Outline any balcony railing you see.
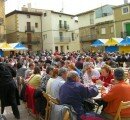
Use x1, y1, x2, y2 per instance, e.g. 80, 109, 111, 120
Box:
0, 18, 4, 25
0, 34, 6, 41
21, 40, 40, 45
59, 24, 69, 31
25, 26, 35, 33
80, 34, 97, 42
121, 31, 130, 38
54, 37, 71, 43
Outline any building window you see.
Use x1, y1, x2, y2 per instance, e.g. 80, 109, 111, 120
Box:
0, 18, 4, 25
59, 20, 62, 28
90, 14, 94, 25
101, 27, 106, 34
67, 46, 69, 50
44, 13, 47, 17
102, 13, 108, 17
122, 6, 129, 14
43, 34, 47, 40
64, 21, 67, 28
110, 26, 114, 33
35, 23, 38, 28
27, 14, 30, 18
72, 33, 74, 41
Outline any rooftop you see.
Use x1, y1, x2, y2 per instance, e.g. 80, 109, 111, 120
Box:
6, 10, 42, 17
76, 4, 114, 16
113, 3, 130, 9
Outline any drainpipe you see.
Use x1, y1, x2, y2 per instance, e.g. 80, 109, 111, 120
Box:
40, 15, 43, 50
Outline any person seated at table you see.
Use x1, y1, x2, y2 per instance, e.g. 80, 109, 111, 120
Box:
106, 57, 118, 68
96, 65, 114, 87
96, 57, 105, 68
68, 63, 83, 78
28, 66, 42, 89
46, 68, 58, 95
59, 71, 98, 120
83, 63, 100, 85
101, 68, 130, 120
127, 68, 130, 84
50, 67, 68, 99
83, 56, 94, 69
24, 62, 35, 79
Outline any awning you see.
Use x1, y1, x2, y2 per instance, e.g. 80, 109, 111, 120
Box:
91, 40, 104, 47
0, 42, 15, 51
105, 38, 122, 46
91, 39, 108, 47
119, 37, 130, 46
10, 42, 28, 50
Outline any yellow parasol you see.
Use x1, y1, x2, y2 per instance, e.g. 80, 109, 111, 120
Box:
105, 38, 118, 46
0, 42, 15, 51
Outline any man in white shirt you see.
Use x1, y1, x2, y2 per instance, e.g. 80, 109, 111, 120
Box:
50, 67, 68, 99
83, 63, 100, 85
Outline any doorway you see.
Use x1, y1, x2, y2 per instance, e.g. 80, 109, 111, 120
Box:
60, 46, 64, 52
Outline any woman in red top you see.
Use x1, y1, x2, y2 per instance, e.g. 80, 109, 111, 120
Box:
96, 65, 113, 87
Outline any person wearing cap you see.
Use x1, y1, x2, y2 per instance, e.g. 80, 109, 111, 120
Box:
101, 68, 130, 120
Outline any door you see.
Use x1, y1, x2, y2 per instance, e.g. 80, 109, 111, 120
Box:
60, 46, 64, 52
126, 23, 130, 36
27, 22, 31, 31
28, 45, 32, 50
27, 33, 32, 43
55, 46, 58, 51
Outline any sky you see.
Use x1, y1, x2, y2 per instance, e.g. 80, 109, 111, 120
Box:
5, 0, 129, 15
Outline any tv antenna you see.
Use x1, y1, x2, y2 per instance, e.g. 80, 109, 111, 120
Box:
60, 0, 64, 13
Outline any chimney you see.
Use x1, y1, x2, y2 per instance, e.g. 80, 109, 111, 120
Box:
124, 0, 128, 4
27, 3, 31, 12
22, 5, 27, 11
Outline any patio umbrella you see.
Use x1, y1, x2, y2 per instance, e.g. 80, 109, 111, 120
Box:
10, 42, 28, 50
105, 38, 118, 46
91, 40, 104, 47
0, 42, 15, 51
119, 37, 130, 46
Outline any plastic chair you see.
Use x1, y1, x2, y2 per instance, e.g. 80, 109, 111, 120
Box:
114, 101, 130, 120
63, 110, 70, 120
42, 92, 59, 120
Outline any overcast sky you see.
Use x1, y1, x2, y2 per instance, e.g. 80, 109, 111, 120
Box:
5, 0, 129, 14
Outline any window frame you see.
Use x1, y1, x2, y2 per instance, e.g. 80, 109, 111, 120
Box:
35, 23, 38, 28
101, 27, 106, 35
67, 45, 69, 50
44, 13, 47, 17
122, 6, 129, 14
110, 26, 114, 33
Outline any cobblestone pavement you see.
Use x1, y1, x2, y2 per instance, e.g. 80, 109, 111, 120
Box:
1, 104, 35, 120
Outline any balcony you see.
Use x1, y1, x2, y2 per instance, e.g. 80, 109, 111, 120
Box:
0, 18, 4, 25
0, 34, 6, 41
121, 31, 130, 38
80, 34, 97, 42
59, 24, 69, 31
54, 37, 71, 44
25, 26, 35, 33
21, 40, 40, 45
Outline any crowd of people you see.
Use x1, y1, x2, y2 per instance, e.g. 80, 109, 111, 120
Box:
0, 50, 130, 120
